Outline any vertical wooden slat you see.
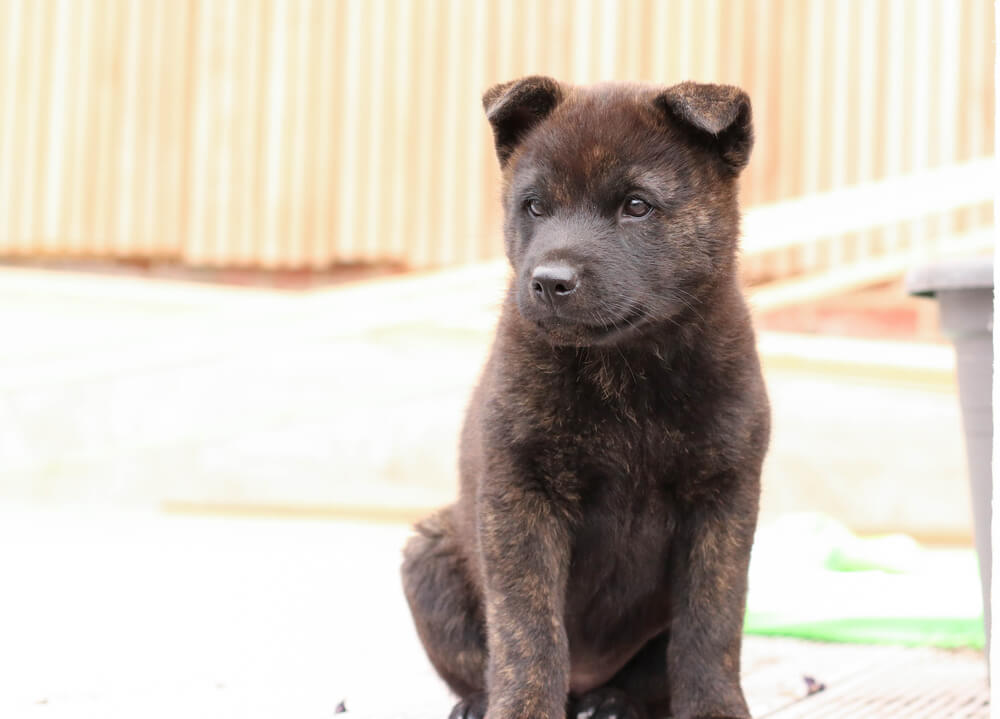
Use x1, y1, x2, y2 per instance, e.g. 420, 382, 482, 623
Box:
387, 0, 413, 260
935, 0, 960, 241
116, 0, 137, 253
968, 0, 993, 229
139, 0, 163, 256
677, 0, 693, 81
0, 0, 25, 250
425, 0, 451, 266
344, 0, 372, 264
62, 0, 91, 252
855, 0, 880, 264
776, 0, 806, 200
41, 0, 71, 250
17, 0, 44, 252
212, 0, 239, 266
597, 0, 618, 81
262, 0, 290, 267
436, 0, 461, 265
79, 1, 104, 251
721, 0, 744, 86
908, 0, 932, 256
283, 0, 307, 268
619, 0, 642, 82
650, 0, 668, 82
297, 1, 323, 267
29, 0, 58, 251
478, 0, 504, 261
570, 0, 592, 83
186, 0, 211, 265
881, 0, 906, 253
826, 0, 850, 270
361, 0, 387, 262
89, 1, 114, 253
801, 0, 825, 197
318, 0, 349, 266
409, 0, 439, 266
170, 0, 197, 261
126, 0, 143, 253
465, 0, 489, 262
828, 0, 850, 191
695, 0, 717, 81
749, 0, 774, 207
226, 0, 252, 265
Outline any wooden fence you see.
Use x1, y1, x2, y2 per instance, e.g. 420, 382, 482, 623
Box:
0, 0, 994, 271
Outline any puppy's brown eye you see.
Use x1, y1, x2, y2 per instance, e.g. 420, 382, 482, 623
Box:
527, 199, 546, 217
622, 197, 652, 218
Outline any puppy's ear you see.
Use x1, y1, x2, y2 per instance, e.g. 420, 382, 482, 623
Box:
483, 76, 564, 167
655, 82, 753, 173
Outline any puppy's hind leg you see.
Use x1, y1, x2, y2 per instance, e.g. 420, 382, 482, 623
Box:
401, 508, 488, 718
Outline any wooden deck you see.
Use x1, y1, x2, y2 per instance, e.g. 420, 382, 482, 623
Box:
741, 637, 988, 718
353, 637, 989, 718
365, 637, 990, 718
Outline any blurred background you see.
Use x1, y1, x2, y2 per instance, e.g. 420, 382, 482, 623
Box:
1, 0, 993, 536
0, 1, 995, 716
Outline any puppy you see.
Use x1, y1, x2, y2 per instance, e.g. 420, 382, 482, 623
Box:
402, 77, 770, 719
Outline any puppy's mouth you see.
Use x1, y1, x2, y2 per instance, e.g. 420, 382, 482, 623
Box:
535, 305, 650, 346
581, 306, 649, 342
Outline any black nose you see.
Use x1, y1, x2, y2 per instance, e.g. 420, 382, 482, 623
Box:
531, 264, 579, 306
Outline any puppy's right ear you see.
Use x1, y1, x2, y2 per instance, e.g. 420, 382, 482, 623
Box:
483, 76, 564, 167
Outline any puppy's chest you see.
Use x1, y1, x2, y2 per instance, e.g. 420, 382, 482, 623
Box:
540, 388, 712, 488
564, 477, 676, 646
571, 477, 674, 577
526, 359, 717, 472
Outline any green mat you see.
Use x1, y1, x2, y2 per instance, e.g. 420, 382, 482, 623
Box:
745, 615, 985, 649
743, 514, 985, 649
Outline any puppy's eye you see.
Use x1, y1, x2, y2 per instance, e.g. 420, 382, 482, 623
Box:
525, 199, 547, 217
622, 197, 652, 218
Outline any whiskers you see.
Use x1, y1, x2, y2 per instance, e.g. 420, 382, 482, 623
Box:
663, 286, 707, 325
603, 286, 707, 330
585, 306, 640, 386
585, 301, 640, 333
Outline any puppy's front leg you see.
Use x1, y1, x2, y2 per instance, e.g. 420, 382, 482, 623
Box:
667, 478, 759, 719
478, 481, 571, 719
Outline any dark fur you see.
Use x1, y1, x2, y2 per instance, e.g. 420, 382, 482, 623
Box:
402, 77, 770, 719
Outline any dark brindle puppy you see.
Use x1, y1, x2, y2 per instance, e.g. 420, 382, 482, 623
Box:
401, 77, 770, 719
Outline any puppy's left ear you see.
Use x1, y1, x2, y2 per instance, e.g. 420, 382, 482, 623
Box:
655, 82, 753, 173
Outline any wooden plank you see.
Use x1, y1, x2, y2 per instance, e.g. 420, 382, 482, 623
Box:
740, 637, 907, 717
756, 332, 956, 392
741, 158, 995, 256
747, 228, 994, 312
764, 646, 988, 718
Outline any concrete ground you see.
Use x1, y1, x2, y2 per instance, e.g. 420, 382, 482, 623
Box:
0, 261, 972, 540
0, 507, 447, 719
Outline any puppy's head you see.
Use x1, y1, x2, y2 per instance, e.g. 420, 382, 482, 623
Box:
484, 77, 753, 347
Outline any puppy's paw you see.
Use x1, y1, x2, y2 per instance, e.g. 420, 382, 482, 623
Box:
448, 692, 487, 719
571, 688, 647, 719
